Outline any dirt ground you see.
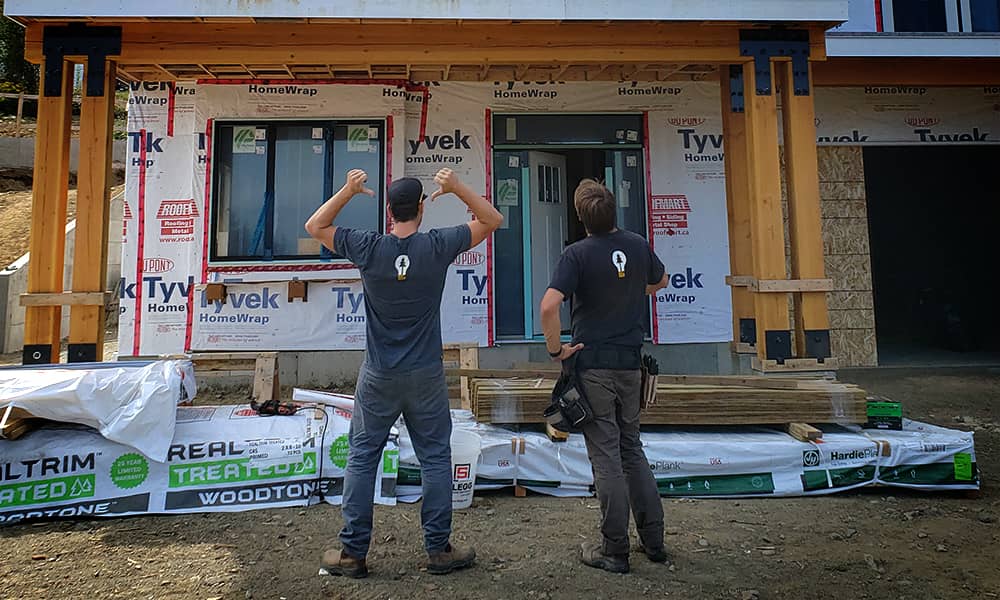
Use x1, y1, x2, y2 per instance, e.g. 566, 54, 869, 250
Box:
0, 368, 996, 600
0, 168, 125, 267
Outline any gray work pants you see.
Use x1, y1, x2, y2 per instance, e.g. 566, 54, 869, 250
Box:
579, 368, 665, 557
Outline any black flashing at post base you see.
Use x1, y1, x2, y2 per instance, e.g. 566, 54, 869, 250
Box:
41, 24, 122, 97
764, 330, 792, 363
739, 318, 757, 345
67, 343, 98, 363
804, 330, 832, 361
22, 344, 52, 365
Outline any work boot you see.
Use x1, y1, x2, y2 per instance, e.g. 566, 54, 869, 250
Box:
427, 543, 476, 575
636, 542, 670, 564
318, 549, 368, 579
579, 542, 629, 574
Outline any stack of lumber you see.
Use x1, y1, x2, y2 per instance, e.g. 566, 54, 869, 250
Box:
468, 372, 867, 426
0, 406, 45, 441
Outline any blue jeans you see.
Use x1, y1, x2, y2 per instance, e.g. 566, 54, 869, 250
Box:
339, 361, 453, 557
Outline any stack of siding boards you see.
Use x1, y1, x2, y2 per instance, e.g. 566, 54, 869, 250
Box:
469, 372, 867, 426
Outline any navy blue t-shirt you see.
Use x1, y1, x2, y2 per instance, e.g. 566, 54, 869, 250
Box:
334, 224, 472, 372
548, 229, 665, 349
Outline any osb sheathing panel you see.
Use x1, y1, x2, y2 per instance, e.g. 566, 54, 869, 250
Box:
779, 146, 877, 367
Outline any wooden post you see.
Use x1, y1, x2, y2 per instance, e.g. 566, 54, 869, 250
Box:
15, 91, 24, 136
68, 60, 117, 362
23, 63, 74, 364
720, 67, 756, 354
779, 61, 832, 361
741, 60, 791, 365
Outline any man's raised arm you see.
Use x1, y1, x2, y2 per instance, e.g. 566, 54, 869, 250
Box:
430, 168, 503, 247
305, 169, 375, 251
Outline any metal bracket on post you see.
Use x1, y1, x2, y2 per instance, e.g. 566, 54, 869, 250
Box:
22, 344, 53, 365
738, 29, 811, 96
42, 24, 122, 97
729, 65, 745, 113
68, 343, 99, 363
804, 330, 832, 361
739, 318, 757, 345
764, 330, 792, 364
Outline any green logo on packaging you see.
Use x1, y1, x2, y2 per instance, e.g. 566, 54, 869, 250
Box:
110, 453, 149, 489
330, 435, 350, 469
0, 475, 95, 508
382, 448, 399, 475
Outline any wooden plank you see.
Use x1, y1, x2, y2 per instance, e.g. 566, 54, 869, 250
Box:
813, 58, 1000, 87
20, 292, 110, 306
755, 279, 834, 293
458, 345, 479, 411
742, 60, 790, 364
752, 357, 839, 372
725, 275, 755, 288
786, 422, 823, 442
779, 61, 831, 358
23, 63, 74, 363
720, 69, 756, 352
24, 22, 828, 66
252, 352, 279, 405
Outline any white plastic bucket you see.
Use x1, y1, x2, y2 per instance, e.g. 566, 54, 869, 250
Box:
450, 430, 482, 510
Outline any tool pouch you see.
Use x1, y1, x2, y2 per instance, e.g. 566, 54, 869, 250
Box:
543, 355, 594, 433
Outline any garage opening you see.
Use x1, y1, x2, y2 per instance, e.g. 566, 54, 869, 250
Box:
863, 146, 1000, 365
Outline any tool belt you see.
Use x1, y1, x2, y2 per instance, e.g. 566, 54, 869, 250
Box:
543, 355, 594, 433
575, 345, 642, 371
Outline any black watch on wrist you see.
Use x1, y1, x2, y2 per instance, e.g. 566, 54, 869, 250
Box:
548, 348, 562, 357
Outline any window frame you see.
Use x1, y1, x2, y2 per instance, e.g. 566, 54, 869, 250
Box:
209, 117, 386, 265
880, 0, 1000, 32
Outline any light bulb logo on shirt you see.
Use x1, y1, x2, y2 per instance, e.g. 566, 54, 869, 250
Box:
612, 250, 627, 279
395, 254, 410, 281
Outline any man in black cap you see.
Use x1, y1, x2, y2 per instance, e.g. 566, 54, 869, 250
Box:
305, 167, 503, 578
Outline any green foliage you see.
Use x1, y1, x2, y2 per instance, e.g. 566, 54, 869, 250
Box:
0, 2, 39, 94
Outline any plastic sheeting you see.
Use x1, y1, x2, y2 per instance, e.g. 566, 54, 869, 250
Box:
0, 361, 196, 462
396, 412, 979, 500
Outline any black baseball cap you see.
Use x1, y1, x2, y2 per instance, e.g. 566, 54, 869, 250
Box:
388, 177, 426, 214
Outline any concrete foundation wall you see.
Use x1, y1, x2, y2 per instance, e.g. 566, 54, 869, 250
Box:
0, 137, 127, 171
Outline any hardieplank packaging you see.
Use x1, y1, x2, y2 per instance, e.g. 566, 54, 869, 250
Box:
396, 412, 978, 501
0, 404, 396, 526
866, 399, 903, 430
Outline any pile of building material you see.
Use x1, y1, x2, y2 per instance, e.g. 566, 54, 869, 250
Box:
469, 373, 866, 429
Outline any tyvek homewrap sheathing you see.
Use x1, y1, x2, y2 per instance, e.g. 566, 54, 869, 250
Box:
118, 82, 1000, 356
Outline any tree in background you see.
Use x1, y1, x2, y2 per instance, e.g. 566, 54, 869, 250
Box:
0, 0, 39, 94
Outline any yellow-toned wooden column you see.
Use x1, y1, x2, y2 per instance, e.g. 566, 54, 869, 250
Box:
779, 60, 832, 361
720, 67, 756, 354
68, 60, 117, 362
742, 60, 791, 365
23, 63, 74, 364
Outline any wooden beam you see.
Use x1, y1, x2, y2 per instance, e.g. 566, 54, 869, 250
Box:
725, 276, 834, 293
786, 422, 822, 442
779, 61, 831, 358
24, 22, 826, 66
742, 60, 791, 365
720, 68, 756, 352
24, 63, 74, 363
21, 292, 110, 307
68, 61, 117, 362
813, 58, 1000, 87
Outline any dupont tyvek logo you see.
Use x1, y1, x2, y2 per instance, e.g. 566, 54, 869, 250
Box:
199, 287, 280, 325
802, 449, 821, 467
453, 251, 484, 267
677, 129, 723, 163
332, 287, 365, 323
493, 81, 560, 99
247, 84, 318, 96
619, 82, 682, 96
904, 116, 941, 128
156, 199, 199, 243
864, 86, 928, 95
143, 257, 175, 274
655, 268, 703, 305
127, 82, 170, 106
457, 269, 487, 306
382, 87, 432, 102
817, 130, 869, 143
128, 131, 164, 167
119, 275, 194, 315
913, 127, 990, 143
667, 117, 706, 127
407, 129, 470, 165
